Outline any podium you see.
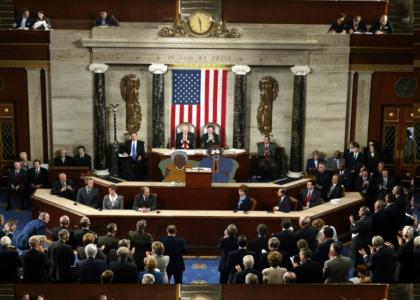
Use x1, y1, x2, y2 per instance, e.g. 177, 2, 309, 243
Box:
185, 168, 212, 188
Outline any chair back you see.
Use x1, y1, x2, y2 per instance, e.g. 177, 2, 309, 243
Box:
176, 122, 195, 134
250, 198, 258, 211
289, 196, 298, 211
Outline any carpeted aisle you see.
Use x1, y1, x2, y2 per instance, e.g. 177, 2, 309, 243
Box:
183, 257, 220, 284
0, 191, 32, 239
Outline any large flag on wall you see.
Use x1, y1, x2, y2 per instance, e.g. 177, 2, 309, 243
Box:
171, 69, 228, 146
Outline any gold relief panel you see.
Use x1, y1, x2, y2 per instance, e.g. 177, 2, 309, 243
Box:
383, 107, 400, 122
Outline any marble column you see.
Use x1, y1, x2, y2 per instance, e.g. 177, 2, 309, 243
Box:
149, 64, 168, 148
288, 65, 310, 178
89, 63, 109, 175
354, 71, 374, 145
231, 65, 251, 149
26, 68, 43, 161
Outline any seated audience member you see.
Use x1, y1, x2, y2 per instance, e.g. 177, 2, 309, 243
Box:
75, 243, 107, 283
273, 188, 292, 213
73, 145, 92, 169
139, 256, 164, 284
95, 11, 120, 27
305, 150, 324, 174
6, 161, 28, 210
328, 13, 346, 33
53, 148, 74, 166
294, 247, 323, 283
102, 185, 123, 209
0, 236, 22, 283
176, 123, 195, 149
315, 162, 332, 200
248, 224, 269, 260
370, 15, 393, 34
372, 161, 385, 183
100, 270, 114, 284
120, 132, 146, 180
375, 169, 395, 200
19, 152, 32, 171
326, 174, 344, 201
346, 15, 367, 33
298, 180, 322, 210
350, 206, 372, 265
22, 236, 52, 283
73, 217, 96, 248
148, 241, 170, 283
337, 163, 352, 191
326, 150, 345, 171
232, 255, 262, 284
235, 184, 252, 212
359, 235, 395, 283
133, 186, 157, 212
141, 273, 155, 285
226, 235, 258, 283
33, 11, 51, 30
262, 251, 287, 284
218, 224, 238, 284
245, 273, 259, 284
201, 124, 220, 148
257, 136, 277, 179
160, 225, 187, 284
313, 226, 335, 265
296, 216, 318, 251
273, 218, 298, 257
14, 8, 34, 29
51, 215, 74, 245
51, 172, 75, 200
98, 223, 119, 255
28, 159, 48, 190
128, 219, 153, 271
76, 178, 101, 208
323, 242, 352, 283
15, 212, 49, 250
163, 150, 192, 183
49, 229, 75, 283
109, 247, 139, 283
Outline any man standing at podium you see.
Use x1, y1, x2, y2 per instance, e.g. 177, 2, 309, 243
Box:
175, 124, 195, 149
121, 132, 146, 180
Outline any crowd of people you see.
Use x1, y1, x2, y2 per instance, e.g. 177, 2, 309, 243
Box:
328, 13, 393, 34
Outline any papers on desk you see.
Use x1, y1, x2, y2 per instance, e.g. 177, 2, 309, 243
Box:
118, 153, 129, 158
152, 148, 246, 156
330, 198, 341, 204
186, 167, 212, 173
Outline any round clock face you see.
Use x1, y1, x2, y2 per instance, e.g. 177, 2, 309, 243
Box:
188, 11, 213, 35
394, 77, 417, 99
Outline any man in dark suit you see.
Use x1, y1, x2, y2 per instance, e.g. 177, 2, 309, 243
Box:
232, 254, 262, 284
355, 168, 374, 207
248, 224, 268, 260
273, 188, 292, 212
306, 150, 324, 174
15, 212, 49, 251
360, 236, 395, 283
53, 148, 74, 166
109, 247, 138, 283
328, 13, 346, 33
296, 216, 318, 251
50, 172, 75, 200
375, 169, 396, 200
298, 180, 322, 210
97, 223, 119, 256
346, 15, 367, 33
0, 236, 22, 283
323, 242, 352, 283
326, 174, 344, 201
6, 161, 28, 210
76, 178, 100, 208
75, 243, 107, 283
48, 229, 75, 283
314, 226, 335, 265
51, 215, 75, 248
337, 164, 352, 191
371, 200, 392, 243
95, 11, 120, 26
370, 14, 393, 34
128, 219, 153, 271
73, 217, 96, 248
201, 124, 220, 148
14, 8, 35, 29
218, 224, 238, 283
326, 150, 345, 171
273, 218, 298, 257
256, 136, 277, 179
346, 143, 364, 180
385, 193, 401, 245
350, 206, 372, 266
120, 132, 146, 180
294, 248, 323, 283
28, 159, 48, 191
22, 236, 52, 283
226, 235, 258, 283
175, 124, 195, 149
73, 145, 92, 169
259, 237, 291, 271
132, 186, 157, 212
395, 226, 415, 283
160, 225, 187, 284
315, 162, 333, 200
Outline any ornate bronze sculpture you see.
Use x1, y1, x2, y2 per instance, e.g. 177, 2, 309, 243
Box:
257, 76, 279, 136
120, 74, 142, 134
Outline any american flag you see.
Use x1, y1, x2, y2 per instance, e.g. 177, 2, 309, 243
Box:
171, 69, 228, 146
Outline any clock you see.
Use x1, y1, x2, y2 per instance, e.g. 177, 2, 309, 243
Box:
188, 11, 214, 35
394, 77, 417, 99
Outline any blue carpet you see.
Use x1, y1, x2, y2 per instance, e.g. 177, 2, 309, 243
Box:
183, 257, 220, 284
0, 191, 32, 239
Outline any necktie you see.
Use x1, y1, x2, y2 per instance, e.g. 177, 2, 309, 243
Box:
305, 190, 312, 206
183, 134, 188, 149
336, 159, 340, 169
62, 157, 65, 163
315, 161, 318, 168
131, 142, 136, 160
264, 144, 270, 160
36, 169, 39, 176
87, 188, 90, 195
384, 178, 387, 187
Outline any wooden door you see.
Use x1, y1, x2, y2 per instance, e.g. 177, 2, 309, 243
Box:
0, 103, 16, 172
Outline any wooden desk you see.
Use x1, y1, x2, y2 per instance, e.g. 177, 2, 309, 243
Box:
48, 166, 90, 188
32, 189, 363, 255
90, 177, 309, 211
148, 148, 250, 181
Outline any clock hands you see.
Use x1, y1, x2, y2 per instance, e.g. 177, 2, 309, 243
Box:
198, 17, 202, 32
